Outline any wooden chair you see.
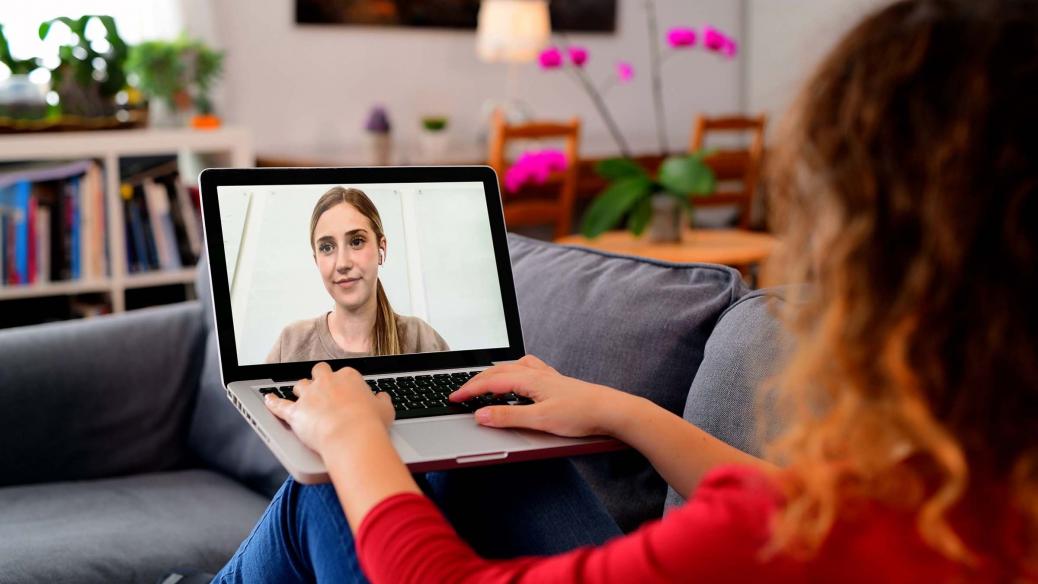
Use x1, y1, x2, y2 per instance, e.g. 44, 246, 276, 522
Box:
688, 114, 767, 229
488, 110, 581, 239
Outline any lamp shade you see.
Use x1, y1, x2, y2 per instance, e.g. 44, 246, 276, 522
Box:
476, 0, 551, 63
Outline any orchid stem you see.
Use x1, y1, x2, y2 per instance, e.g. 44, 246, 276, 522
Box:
558, 35, 632, 159
645, 0, 670, 155
573, 66, 632, 158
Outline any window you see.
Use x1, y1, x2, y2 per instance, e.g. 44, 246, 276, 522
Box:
0, 0, 182, 81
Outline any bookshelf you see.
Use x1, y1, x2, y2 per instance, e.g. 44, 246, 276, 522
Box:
0, 127, 253, 316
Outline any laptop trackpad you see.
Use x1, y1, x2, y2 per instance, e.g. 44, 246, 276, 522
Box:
393, 418, 533, 458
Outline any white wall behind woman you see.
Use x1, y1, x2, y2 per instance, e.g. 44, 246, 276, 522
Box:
746, 0, 887, 133
205, 0, 744, 158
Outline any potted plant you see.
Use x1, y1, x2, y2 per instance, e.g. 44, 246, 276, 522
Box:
419, 115, 449, 161
582, 154, 715, 240
126, 37, 224, 128
0, 24, 47, 121
536, 4, 738, 241
38, 15, 129, 120
365, 106, 392, 165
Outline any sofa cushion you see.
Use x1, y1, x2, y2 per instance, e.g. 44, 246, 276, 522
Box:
188, 253, 288, 497
0, 469, 267, 584
507, 234, 747, 531
664, 287, 791, 511
0, 302, 205, 486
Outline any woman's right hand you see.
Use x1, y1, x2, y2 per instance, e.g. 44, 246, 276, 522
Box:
448, 355, 635, 438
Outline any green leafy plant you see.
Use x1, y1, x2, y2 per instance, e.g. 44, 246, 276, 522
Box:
39, 15, 128, 118
421, 115, 448, 132
126, 37, 224, 114
580, 153, 715, 238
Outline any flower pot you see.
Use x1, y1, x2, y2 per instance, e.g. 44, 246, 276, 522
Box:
148, 99, 190, 128
191, 114, 222, 130
418, 129, 448, 162
368, 132, 392, 166
0, 75, 48, 120
647, 193, 683, 243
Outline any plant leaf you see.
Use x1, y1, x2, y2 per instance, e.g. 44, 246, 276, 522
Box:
627, 196, 653, 236
688, 147, 717, 161
580, 176, 652, 238
658, 155, 716, 196
97, 16, 128, 57
39, 17, 78, 41
595, 157, 648, 181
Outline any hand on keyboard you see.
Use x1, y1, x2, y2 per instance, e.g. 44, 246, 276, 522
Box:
261, 363, 395, 455
261, 369, 532, 421
448, 355, 627, 438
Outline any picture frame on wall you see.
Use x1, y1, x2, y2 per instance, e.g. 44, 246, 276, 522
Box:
296, 0, 618, 33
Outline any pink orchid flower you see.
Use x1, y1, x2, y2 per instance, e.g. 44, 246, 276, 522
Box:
722, 37, 738, 58
617, 61, 635, 83
504, 149, 569, 193
568, 46, 589, 67
666, 27, 697, 48
538, 47, 563, 69
702, 26, 727, 52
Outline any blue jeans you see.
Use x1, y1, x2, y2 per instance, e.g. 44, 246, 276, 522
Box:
213, 458, 622, 583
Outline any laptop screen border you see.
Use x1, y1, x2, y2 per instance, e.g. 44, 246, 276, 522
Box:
199, 166, 526, 383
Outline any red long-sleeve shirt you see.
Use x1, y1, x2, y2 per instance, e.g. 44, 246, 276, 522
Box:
355, 465, 1030, 583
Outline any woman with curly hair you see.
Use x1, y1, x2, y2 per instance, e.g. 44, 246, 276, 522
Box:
214, 0, 1038, 581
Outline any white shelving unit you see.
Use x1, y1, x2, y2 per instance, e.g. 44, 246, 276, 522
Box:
0, 127, 253, 313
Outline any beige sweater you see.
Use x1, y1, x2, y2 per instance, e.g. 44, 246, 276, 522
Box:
266, 313, 450, 363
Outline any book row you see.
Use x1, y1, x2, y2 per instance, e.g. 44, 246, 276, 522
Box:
0, 159, 203, 287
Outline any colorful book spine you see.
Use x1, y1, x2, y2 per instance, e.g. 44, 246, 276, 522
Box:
143, 178, 182, 270
174, 177, 202, 259
0, 187, 9, 285
0, 209, 7, 285
26, 189, 37, 284
4, 213, 12, 286
68, 176, 80, 280
36, 206, 50, 284
126, 190, 149, 273
12, 181, 32, 285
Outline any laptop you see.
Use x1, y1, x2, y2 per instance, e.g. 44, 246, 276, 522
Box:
198, 166, 621, 483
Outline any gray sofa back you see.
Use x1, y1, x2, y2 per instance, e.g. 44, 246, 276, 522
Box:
664, 287, 791, 511
0, 302, 206, 486
506, 234, 748, 530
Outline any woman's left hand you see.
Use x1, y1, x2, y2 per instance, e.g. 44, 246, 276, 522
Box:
264, 362, 395, 455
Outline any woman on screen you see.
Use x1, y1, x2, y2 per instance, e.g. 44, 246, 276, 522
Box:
266, 186, 448, 363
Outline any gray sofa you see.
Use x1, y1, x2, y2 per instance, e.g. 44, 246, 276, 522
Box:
0, 234, 786, 583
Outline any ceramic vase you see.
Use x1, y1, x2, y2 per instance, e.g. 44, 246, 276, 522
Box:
647, 193, 683, 243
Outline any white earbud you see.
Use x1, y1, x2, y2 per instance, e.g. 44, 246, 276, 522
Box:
379, 250, 384, 265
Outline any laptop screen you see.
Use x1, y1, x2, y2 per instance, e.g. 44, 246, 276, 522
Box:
216, 181, 510, 367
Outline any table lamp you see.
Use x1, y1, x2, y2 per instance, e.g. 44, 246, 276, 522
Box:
476, 0, 551, 122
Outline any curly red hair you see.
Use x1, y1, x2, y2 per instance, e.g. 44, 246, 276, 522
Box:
764, 0, 1038, 573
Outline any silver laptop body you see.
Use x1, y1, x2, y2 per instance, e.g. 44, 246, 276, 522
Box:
199, 166, 620, 483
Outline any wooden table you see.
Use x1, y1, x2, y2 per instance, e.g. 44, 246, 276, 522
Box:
555, 228, 778, 281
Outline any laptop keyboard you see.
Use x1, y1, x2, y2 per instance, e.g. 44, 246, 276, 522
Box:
257, 370, 533, 420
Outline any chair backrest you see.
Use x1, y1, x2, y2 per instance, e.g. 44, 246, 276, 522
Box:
488, 110, 581, 239
689, 114, 767, 229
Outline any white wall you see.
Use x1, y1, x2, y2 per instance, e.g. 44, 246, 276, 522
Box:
746, 0, 887, 132
220, 182, 508, 365
207, 0, 744, 158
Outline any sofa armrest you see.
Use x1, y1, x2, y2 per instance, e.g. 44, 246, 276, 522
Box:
664, 288, 791, 511
0, 301, 206, 486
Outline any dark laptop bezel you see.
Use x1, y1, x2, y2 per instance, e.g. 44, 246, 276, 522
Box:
198, 166, 525, 383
